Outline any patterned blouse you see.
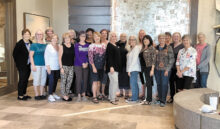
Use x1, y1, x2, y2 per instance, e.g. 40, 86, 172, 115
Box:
143, 46, 157, 67
155, 45, 174, 71
176, 47, 197, 79
88, 43, 106, 70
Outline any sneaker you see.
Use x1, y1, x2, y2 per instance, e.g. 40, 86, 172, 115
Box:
125, 99, 138, 104
76, 96, 81, 102
53, 94, 61, 100
82, 96, 88, 102
48, 95, 56, 102
160, 103, 165, 107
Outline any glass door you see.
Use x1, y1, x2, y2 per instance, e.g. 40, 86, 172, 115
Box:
0, 0, 7, 88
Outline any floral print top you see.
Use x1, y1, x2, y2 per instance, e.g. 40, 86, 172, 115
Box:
88, 43, 106, 70
176, 47, 197, 79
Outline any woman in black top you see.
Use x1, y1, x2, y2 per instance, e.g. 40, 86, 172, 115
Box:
106, 32, 121, 105
168, 32, 184, 103
116, 33, 130, 99
59, 33, 75, 101
13, 29, 32, 101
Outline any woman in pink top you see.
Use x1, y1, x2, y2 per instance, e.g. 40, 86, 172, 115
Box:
195, 32, 211, 88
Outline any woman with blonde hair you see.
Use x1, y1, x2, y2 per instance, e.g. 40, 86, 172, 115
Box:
44, 34, 61, 102
126, 36, 142, 103
59, 33, 75, 101
106, 32, 121, 105
68, 29, 77, 44
29, 29, 47, 100
88, 32, 106, 103
116, 33, 130, 99
45, 27, 54, 43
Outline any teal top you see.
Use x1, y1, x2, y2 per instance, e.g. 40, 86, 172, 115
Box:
30, 43, 47, 66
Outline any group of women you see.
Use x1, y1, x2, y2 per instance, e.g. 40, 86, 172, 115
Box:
13, 27, 211, 107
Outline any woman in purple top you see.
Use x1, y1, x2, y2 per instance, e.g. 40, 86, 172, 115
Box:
74, 31, 90, 102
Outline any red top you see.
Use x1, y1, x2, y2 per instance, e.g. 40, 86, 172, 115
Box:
196, 43, 207, 65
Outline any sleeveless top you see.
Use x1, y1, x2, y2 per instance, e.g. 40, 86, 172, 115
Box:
62, 44, 75, 66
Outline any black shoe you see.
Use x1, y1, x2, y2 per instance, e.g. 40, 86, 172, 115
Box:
40, 95, 47, 100
24, 95, 32, 99
17, 96, 28, 101
35, 96, 41, 100
62, 97, 72, 102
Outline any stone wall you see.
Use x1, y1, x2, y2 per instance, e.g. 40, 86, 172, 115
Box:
112, 0, 190, 42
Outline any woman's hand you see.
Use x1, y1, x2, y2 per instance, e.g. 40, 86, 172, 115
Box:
83, 63, 88, 68
176, 71, 182, 78
60, 68, 64, 75
164, 70, 169, 77
47, 66, 51, 75
92, 67, 97, 73
128, 72, 131, 77
32, 65, 36, 72
150, 70, 154, 76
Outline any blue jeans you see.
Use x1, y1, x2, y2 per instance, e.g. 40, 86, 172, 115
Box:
130, 71, 139, 101
200, 73, 209, 88
155, 69, 170, 104
47, 70, 60, 95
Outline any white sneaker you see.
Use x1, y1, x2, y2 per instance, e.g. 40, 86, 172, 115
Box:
53, 94, 61, 100
48, 95, 56, 102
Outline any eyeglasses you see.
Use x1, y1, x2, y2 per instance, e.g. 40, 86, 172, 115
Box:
129, 39, 136, 41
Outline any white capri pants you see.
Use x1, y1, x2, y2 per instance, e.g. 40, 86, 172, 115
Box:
31, 66, 47, 86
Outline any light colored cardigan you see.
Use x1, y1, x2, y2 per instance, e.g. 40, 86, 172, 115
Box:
126, 45, 141, 72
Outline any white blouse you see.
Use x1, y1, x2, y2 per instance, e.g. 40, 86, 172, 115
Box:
176, 47, 197, 79
44, 44, 60, 70
126, 45, 141, 72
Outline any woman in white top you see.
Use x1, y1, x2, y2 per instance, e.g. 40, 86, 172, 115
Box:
176, 35, 197, 90
126, 35, 141, 103
44, 34, 61, 102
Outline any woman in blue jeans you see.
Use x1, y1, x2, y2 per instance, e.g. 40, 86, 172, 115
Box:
126, 35, 141, 103
44, 34, 61, 102
155, 34, 174, 107
195, 32, 211, 88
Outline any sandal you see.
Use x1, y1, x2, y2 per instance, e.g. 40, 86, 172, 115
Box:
110, 101, 118, 105
92, 97, 99, 104
97, 95, 103, 100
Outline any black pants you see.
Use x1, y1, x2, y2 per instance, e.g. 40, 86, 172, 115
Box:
48, 70, 60, 95
142, 67, 153, 102
17, 64, 31, 96
169, 69, 179, 99
177, 76, 194, 90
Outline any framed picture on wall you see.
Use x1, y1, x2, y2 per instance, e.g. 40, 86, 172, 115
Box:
23, 12, 50, 40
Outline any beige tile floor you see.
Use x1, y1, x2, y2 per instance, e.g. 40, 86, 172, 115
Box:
0, 86, 174, 129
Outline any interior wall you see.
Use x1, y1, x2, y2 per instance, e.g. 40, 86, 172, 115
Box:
16, 0, 53, 40
197, 0, 220, 92
52, 0, 69, 40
